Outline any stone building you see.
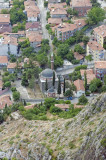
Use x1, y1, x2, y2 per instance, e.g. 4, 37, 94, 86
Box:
39, 68, 58, 93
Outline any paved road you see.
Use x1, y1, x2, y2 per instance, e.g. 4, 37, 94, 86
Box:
56, 62, 94, 76
15, 80, 30, 99
37, 0, 53, 53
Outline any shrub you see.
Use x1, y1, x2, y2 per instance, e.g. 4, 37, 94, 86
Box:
69, 141, 76, 149
78, 95, 88, 105
101, 138, 106, 148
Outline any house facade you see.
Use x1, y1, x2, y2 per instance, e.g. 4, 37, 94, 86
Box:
74, 79, 85, 97
0, 56, 8, 67
71, 0, 92, 17
93, 25, 106, 47
0, 36, 19, 56
94, 61, 106, 80
87, 41, 105, 61
54, 19, 86, 41
26, 31, 42, 52
50, 8, 67, 18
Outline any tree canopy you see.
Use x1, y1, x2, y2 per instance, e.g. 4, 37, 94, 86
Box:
87, 7, 105, 25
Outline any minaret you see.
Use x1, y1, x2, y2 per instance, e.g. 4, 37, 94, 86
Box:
51, 53, 54, 70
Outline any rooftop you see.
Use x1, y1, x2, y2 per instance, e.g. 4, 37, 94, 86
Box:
26, 22, 41, 30
55, 104, 70, 110
26, 31, 42, 42
93, 25, 106, 38
41, 68, 53, 78
95, 61, 106, 69
74, 79, 85, 91
7, 62, 23, 69
48, 18, 62, 25
50, 8, 67, 15
71, 0, 92, 7
74, 52, 84, 60
0, 95, 13, 110
0, 56, 8, 64
0, 14, 10, 23
87, 41, 104, 51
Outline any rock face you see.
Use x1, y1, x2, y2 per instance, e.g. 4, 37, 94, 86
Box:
0, 93, 106, 160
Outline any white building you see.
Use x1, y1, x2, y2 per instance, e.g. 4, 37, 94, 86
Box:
0, 36, 19, 56
74, 79, 85, 97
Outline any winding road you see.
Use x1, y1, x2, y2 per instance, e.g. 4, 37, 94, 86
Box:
37, 0, 53, 53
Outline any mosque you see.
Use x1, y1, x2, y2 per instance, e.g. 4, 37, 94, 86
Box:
39, 53, 64, 97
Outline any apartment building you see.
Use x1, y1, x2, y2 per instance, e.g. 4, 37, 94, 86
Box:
70, 0, 92, 17
87, 41, 105, 61
93, 25, 106, 47
24, 1, 40, 22
0, 35, 19, 56
26, 31, 42, 52
54, 19, 86, 41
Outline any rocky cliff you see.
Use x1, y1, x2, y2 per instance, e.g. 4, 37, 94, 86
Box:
0, 93, 106, 160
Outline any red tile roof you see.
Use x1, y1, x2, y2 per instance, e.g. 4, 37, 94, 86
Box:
80, 69, 94, 76
55, 104, 70, 110
95, 61, 106, 69
74, 52, 84, 60
25, 104, 35, 110
93, 25, 106, 38
0, 14, 10, 23
26, 22, 41, 30
87, 41, 104, 51
74, 79, 85, 91
0, 95, 13, 110
0, 56, 8, 64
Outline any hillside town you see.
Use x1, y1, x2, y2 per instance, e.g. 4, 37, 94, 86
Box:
0, 0, 106, 159
0, 0, 105, 117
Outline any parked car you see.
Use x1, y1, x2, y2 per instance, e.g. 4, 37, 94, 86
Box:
67, 97, 73, 100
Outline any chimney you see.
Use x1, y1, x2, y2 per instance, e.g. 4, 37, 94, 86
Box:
51, 53, 54, 70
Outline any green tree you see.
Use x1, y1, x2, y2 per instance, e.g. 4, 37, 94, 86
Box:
89, 83, 97, 93
54, 55, 63, 69
84, 71, 87, 91
57, 44, 69, 59
13, 91, 20, 101
82, 36, 90, 45
44, 98, 56, 109
103, 75, 106, 85
87, 7, 105, 25
1, 9, 9, 14
24, 100, 27, 106
75, 65, 87, 71
57, 76, 61, 95
11, 87, 17, 92
85, 55, 93, 62
53, 71, 55, 87
29, 76, 35, 89
4, 81, 11, 88
78, 94, 88, 105
74, 44, 85, 54
45, 79, 48, 91
64, 89, 73, 97
90, 78, 102, 88
63, 78, 65, 93
44, 1, 48, 7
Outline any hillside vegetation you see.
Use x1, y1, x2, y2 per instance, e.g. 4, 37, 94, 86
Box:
0, 93, 106, 160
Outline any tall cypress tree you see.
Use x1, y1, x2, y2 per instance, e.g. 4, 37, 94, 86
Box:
53, 71, 55, 87
84, 71, 87, 91
57, 76, 61, 95
45, 78, 48, 91
63, 78, 65, 93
